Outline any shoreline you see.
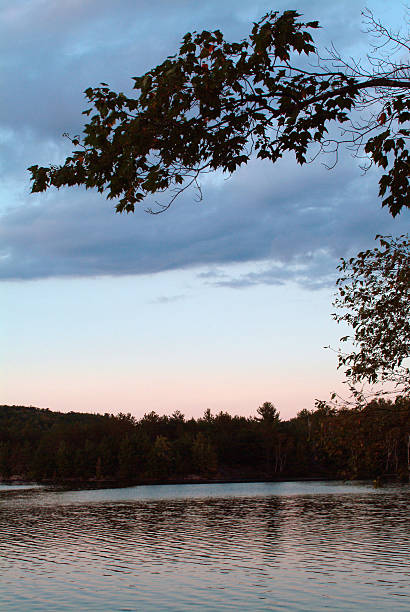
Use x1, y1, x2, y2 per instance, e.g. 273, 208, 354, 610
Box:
0, 474, 391, 489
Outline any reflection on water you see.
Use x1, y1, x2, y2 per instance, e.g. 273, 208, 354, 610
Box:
0, 481, 409, 610
0, 484, 41, 491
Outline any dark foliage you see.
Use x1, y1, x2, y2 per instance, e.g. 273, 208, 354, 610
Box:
333, 234, 409, 393
29, 10, 409, 216
1, 398, 409, 483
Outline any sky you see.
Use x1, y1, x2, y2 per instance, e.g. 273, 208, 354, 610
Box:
1, 0, 408, 420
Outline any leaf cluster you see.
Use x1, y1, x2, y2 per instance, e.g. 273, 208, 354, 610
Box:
28, 10, 409, 215
333, 234, 410, 388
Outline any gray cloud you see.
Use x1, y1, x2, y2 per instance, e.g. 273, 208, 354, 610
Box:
1, 0, 393, 140
1, 0, 408, 286
202, 250, 338, 291
1, 154, 406, 284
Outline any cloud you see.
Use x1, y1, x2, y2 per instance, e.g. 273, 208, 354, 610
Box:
152, 294, 186, 304
1, 153, 406, 285
202, 250, 338, 291
0, 0, 407, 287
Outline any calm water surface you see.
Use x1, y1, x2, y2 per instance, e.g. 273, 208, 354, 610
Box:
0, 481, 409, 610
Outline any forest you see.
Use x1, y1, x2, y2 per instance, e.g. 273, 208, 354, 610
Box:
0, 399, 409, 485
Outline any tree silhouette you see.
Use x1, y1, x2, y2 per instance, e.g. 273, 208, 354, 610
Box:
29, 9, 409, 216
333, 234, 409, 395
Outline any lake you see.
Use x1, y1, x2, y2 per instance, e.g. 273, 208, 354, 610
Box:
0, 481, 409, 610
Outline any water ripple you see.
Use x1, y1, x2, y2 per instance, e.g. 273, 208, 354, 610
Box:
0, 481, 409, 610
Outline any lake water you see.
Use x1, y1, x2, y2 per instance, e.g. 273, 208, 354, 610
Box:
0, 481, 409, 610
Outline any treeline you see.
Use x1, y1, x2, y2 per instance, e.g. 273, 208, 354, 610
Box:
0, 398, 409, 483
